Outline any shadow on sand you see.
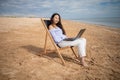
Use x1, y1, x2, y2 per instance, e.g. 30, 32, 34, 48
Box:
21, 45, 80, 65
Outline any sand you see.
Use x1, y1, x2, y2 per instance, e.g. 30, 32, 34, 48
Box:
0, 17, 120, 80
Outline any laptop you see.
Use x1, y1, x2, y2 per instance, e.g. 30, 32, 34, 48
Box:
63, 29, 86, 41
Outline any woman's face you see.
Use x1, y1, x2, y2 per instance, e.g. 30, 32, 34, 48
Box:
53, 15, 59, 24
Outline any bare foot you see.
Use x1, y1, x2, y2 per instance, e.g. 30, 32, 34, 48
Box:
81, 62, 88, 67
77, 56, 88, 67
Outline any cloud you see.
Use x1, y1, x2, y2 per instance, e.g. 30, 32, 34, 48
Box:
0, 0, 120, 19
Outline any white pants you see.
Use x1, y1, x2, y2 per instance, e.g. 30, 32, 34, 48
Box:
58, 38, 86, 57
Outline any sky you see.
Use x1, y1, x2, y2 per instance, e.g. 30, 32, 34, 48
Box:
0, 0, 120, 19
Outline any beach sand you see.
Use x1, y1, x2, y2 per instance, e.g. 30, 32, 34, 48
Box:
0, 17, 120, 80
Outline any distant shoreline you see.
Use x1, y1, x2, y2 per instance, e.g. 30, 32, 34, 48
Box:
0, 17, 120, 29
0, 16, 39, 18
72, 17, 120, 28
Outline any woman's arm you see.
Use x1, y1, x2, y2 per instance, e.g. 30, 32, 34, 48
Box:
48, 25, 54, 30
49, 25, 62, 43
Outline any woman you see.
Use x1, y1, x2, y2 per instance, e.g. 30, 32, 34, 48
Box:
49, 13, 88, 66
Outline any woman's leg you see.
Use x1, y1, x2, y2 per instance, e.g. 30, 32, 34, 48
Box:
77, 38, 88, 66
58, 38, 88, 66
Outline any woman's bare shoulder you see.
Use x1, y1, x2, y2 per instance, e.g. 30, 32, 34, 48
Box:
48, 25, 54, 30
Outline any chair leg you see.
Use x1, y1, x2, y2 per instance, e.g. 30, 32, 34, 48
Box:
70, 47, 78, 59
44, 32, 48, 54
56, 50, 65, 65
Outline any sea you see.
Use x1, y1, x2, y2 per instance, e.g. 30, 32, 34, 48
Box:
72, 17, 120, 28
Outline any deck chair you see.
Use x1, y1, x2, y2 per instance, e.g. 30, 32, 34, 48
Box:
41, 18, 78, 65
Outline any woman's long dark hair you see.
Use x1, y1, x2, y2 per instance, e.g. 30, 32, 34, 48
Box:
50, 13, 66, 35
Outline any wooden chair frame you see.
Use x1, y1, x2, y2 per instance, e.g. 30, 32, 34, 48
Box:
41, 18, 78, 65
